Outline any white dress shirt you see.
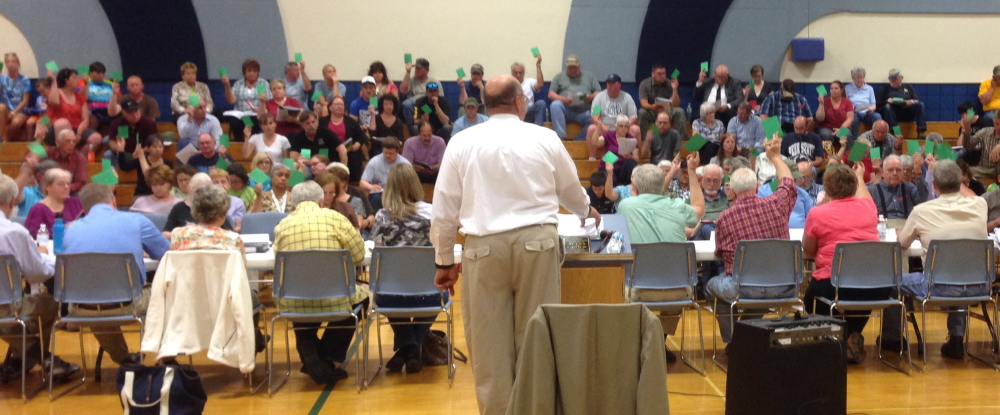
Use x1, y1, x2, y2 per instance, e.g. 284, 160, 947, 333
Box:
0, 211, 54, 284
431, 114, 590, 265
177, 113, 224, 143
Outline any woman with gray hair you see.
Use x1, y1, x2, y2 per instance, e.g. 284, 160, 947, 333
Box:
593, 114, 640, 186
25, 168, 83, 238
846, 67, 881, 136
163, 172, 233, 237
692, 101, 725, 163
251, 165, 292, 213
258, 77, 303, 137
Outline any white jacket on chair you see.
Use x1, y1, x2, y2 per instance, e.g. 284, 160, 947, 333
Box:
140, 250, 257, 373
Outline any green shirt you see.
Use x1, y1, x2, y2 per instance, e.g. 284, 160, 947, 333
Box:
618, 193, 698, 244
550, 70, 601, 112
701, 193, 729, 222
229, 186, 256, 210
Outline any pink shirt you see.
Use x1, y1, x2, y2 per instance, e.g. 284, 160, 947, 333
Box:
819, 97, 853, 130
805, 196, 878, 280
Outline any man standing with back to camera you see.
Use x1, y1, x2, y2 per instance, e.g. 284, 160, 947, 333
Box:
432, 75, 600, 415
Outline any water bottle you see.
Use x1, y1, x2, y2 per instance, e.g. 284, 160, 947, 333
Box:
607, 232, 624, 254
877, 215, 887, 241
685, 103, 692, 119
53, 217, 65, 254
36, 223, 49, 245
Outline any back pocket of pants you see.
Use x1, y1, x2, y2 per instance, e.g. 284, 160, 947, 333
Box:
524, 238, 556, 252
464, 246, 491, 261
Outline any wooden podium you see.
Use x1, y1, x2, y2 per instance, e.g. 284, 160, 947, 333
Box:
560, 214, 634, 305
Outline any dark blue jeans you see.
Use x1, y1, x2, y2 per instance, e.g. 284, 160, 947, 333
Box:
375, 293, 448, 351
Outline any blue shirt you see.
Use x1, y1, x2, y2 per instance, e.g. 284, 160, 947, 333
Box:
758, 182, 812, 228
727, 114, 766, 151
0, 74, 31, 111
17, 185, 43, 218
62, 204, 169, 278
87, 79, 114, 109
452, 113, 489, 136
759, 92, 813, 124
844, 83, 876, 113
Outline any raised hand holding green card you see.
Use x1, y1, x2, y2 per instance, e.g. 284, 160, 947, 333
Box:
218, 67, 228, 77
967, 108, 976, 120
118, 125, 129, 140
369, 97, 378, 108
769, 179, 780, 192
906, 139, 921, 155
242, 116, 253, 127
256, 84, 266, 94
109, 71, 122, 82
835, 126, 850, 138
249, 168, 269, 184
39, 116, 50, 126
189, 95, 200, 108
684, 134, 708, 152
924, 141, 935, 156
591, 105, 602, 117
215, 157, 229, 170
671, 69, 680, 79
892, 125, 902, 136
848, 142, 869, 162
816, 85, 828, 96
404, 54, 412, 64
287, 169, 306, 188
700, 61, 709, 72
283, 158, 295, 169
102, 159, 112, 172
421, 104, 433, 114
301, 149, 311, 159
28, 142, 48, 159
761, 116, 782, 138
531, 47, 540, 58
456, 68, 466, 78
77, 65, 88, 76
601, 151, 619, 165
294, 52, 302, 63
870, 147, 881, 160
319, 149, 329, 157
45, 61, 58, 72
219, 134, 230, 147
91, 171, 118, 186
312, 90, 323, 102
935, 144, 956, 160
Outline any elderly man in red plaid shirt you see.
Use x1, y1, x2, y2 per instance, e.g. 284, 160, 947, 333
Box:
707, 133, 799, 343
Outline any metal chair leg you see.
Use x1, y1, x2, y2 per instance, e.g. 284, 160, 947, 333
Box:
93, 347, 104, 382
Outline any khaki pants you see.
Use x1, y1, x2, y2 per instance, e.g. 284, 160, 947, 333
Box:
625, 287, 691, 335
67, 286, 150, 363
461, 224, 562, 415
0, 293, 58, 360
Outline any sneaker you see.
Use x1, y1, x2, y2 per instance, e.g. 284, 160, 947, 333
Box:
43, 355, 80, 380
940, 336, 965, 360
846, 333, 866, 364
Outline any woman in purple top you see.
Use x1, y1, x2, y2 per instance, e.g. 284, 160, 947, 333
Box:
597, 115, 639, 186
25, 168, 83, 238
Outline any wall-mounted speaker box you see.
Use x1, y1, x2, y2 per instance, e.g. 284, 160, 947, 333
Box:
791, 38, 825, 62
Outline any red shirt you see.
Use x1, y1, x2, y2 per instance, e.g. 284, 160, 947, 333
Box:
47, 146, 90, 193
805, 197, 878, 280
715, 177, 797, 274
265, 98, 303, 137
47, 91, 87, 129
819, 97, 853, 130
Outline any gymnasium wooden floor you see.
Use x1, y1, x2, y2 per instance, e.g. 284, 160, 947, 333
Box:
2, 286, 1000, 414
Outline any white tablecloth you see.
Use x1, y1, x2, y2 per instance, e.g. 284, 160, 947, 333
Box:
691, 228, 923, 262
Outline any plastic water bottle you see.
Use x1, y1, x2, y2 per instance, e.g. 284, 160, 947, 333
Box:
685, 103, 692, 119
53, 217, 65, 254
607, 232, 624, 254
36, 224, 49, 245
877, 215, 887, 241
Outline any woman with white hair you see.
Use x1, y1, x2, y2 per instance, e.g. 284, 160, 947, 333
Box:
594, 114, 640, 186
25, 168, 83, 238
692, 101, 726, 163
163, 172, 233, 237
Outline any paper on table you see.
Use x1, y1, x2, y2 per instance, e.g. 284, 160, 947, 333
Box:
557, 214, 603, 238
174, 143, 199, 164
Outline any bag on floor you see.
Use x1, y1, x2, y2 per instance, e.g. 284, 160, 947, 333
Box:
116, 364, 207, 415
422, 329, 467, 366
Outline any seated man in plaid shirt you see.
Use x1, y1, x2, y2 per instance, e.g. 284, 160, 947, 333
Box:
273, 181, 367, 385
706, 133, 798, 344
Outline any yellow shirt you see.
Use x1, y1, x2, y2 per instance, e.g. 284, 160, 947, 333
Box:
980, 79, 1000, 112
273, 201, 368, 312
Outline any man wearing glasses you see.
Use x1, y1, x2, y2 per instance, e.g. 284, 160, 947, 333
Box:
867, 154, 925, 228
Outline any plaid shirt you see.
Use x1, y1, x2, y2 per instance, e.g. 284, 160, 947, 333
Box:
759, 92, 813, 125
47, 146, 90, 193
715, 177, 797, 274
273, 201, 368, 313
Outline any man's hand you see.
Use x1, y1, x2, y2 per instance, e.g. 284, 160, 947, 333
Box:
405, 63, 413, 73
434, 266, 460, 295
991, 144, 1000, 162
109, 137, 126, 153
604, 162, 613, 173
583, 206, 602, 228
38, 244, 49, 255
852, 160, 866, 180
535, 53, 542, 66
218, 145, 228, 156
220, 74, 230, 85
926, 154, 938, 172
111, 81, 120, 96
686, 151, 700, 170
764, 132, 783, 160
24, 151, 40, 167
299, 60, 306, 71
698, 71, 707, 84
133, 144, 145, 160
371, 184, 383, 192
456, 78, 464, 87
872, 157, 882, 170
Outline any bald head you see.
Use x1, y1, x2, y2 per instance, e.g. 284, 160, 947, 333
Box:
872, 120, 889, 141
793, 115, 807, 135
714, 65, 730, 86
796, 161, 812, 176
484, 75, 524, 118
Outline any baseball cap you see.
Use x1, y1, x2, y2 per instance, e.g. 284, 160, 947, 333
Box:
606, 73, 622, 83
415, 58, 430, 69
426, 82, 439, 90
565, 54, 580, 67
784, 160, 804, 179
121, 99, 139, 112
888, 68, 902, 79
470, 64, 484, 74
464, 98, 479, 107
993, 65, 1000, 76
361, 76, 375, 85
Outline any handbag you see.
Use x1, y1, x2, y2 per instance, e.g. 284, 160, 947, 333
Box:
116, 364, 207, 415
422, 329, 467, 366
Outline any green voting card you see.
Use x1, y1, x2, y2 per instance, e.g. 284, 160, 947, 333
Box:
319, 148, 329, 158
892, 97, 905, 102
249, 168, 269, 184
102, 159, 112, 172
892, 125, 902, 136
219, 134, 230, 147
816, 85, 827, 96
301, 148, 312, 159
870, 146, 881, 160
456, 67, 466, 78
76, 65, 88, 76
750, 148, 761, 157
907, 139, 921, 155
283, 158, 295, 169
45, 61, 58, 72
770, 179, 780, 192
242, 116, 253, 127
312, 89, 323, 102
531, 47, 540, 58
601, 151, 619, 165
848, 142, 869, 162
935, 144, 956, 160
369, 97, 378, 107
967, 107, 976, 119
215, 157, 229, 170
404, 53, 412, 64
256, 84, 266, 94
91, 171, 118, 186
38, 116, 50, 126
109, 71, 122, 82
724, 174, 731, 183
189, 95, 200, 108
924, 141, 935, 156
287, 169, 306, 188
835, 126, 850, 138
651, 125, 660, 137
28, 142, 47, 159
218, 67, 228, 77
671, 69, 680, 79
591, 105, 602, 117
761, 116, 782, 138
684, 134, 708, 152
117, 125, 129, 140
700, 61, 709, 72
421, 104, 433, 114
294, 52, 302, 63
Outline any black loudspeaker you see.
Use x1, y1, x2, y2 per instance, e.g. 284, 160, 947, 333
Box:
725, 315, 847, 415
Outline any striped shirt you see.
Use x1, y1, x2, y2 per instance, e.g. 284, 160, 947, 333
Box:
759, 92, 813, 125
966, 127, 1000, 171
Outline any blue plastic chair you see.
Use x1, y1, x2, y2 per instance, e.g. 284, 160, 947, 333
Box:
816, 241, 911, 375
10, 216, 25, 226
363, 246, 454, 388
712, 239, 804, 371
269, 250, 365, 395
0, 255, 44, 401
49, 253, 145, 400
137, 212, 167, 232
910, 239, 998, 369
241, 212, 289, 243
627, 242, 705, 375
